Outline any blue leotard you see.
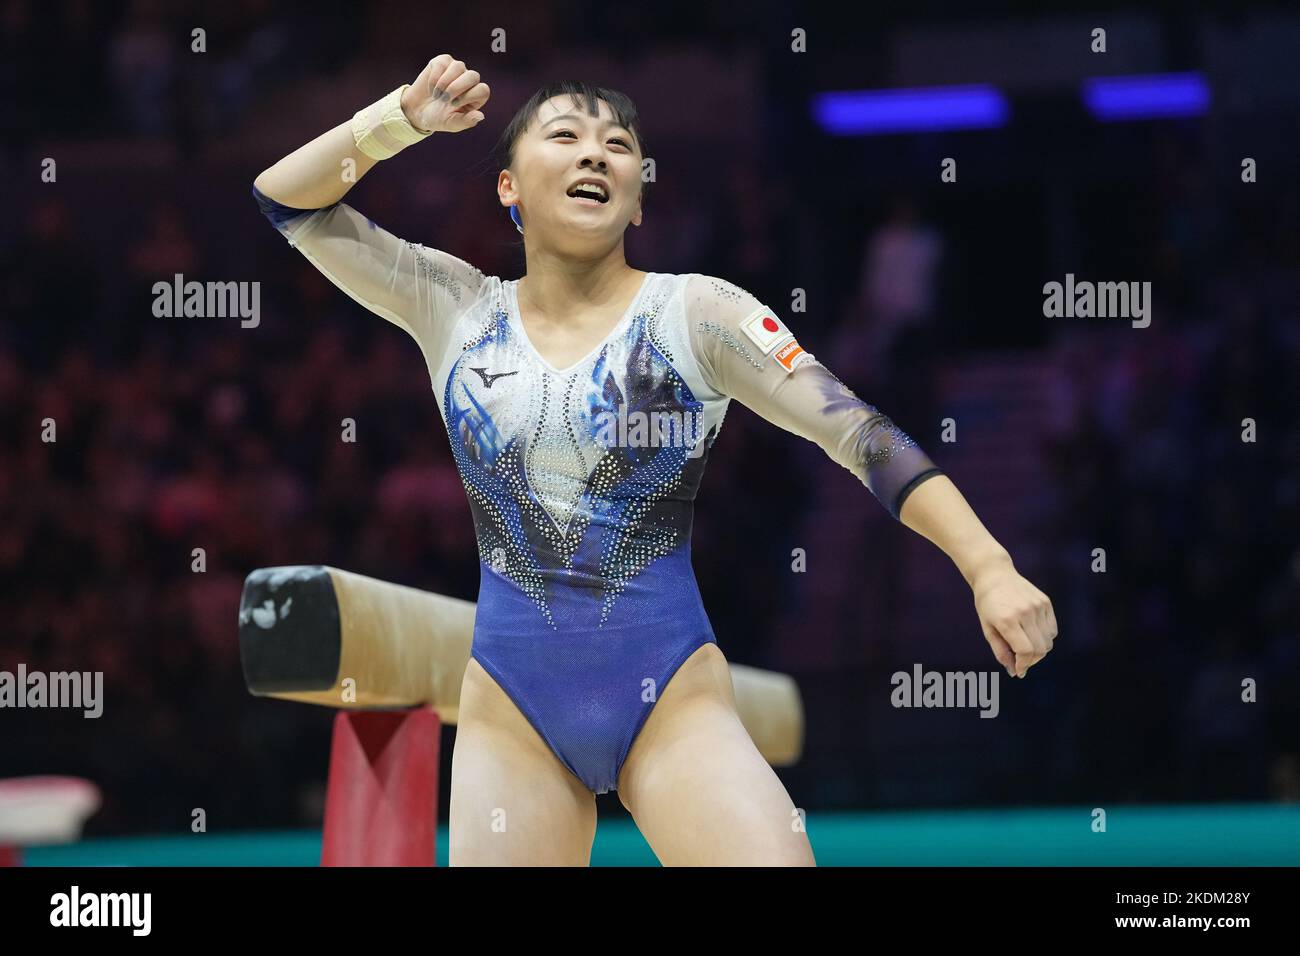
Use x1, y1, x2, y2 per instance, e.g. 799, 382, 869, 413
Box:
255, 187, 943, 793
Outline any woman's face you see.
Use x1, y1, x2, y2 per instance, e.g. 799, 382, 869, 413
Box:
499, 95, 643, 248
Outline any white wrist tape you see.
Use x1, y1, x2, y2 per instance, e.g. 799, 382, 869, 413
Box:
351, 85, 433, 160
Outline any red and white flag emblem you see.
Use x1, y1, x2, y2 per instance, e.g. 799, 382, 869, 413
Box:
738, 307, 793, 354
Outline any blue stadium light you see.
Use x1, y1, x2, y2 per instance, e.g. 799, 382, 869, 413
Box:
1082, 72, 1210, 121
812, 85, 1010, 135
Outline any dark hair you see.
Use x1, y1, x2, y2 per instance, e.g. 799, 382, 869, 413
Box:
487, 81, 652, 232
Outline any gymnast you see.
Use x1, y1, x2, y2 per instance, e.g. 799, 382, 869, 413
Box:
252, 54, 1058, 866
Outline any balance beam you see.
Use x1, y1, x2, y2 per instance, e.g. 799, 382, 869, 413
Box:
238, 564, 804, 764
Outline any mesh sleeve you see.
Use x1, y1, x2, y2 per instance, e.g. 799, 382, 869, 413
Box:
252, 185, 488, 355
684, 273, 943, 519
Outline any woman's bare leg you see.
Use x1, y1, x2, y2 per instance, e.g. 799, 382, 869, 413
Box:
617, 643, 815, 866
449, 658, 597, 866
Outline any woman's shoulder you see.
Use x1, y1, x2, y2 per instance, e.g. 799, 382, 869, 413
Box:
676, 273, 767, 317
411, 246, 502, 305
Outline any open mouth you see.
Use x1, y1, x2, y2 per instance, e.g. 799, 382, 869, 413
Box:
565, 182, 609, 204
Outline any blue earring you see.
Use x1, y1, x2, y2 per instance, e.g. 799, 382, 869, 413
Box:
509, 205, 523, 234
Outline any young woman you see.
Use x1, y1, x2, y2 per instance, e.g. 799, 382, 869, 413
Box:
253, 55, 1057, 866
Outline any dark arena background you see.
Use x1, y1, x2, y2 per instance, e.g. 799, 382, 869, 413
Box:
0, 0, 1297, 911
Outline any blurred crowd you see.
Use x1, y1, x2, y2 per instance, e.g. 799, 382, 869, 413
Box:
3, 0, 353, 157
1, 0, 1297, 833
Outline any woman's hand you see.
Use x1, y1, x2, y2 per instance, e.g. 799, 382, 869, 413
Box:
970, 558, 1058, 678
400, 55, 491, 134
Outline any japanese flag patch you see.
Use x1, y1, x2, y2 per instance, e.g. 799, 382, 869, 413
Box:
738, 306, 814, 373
738, 307, 794, 355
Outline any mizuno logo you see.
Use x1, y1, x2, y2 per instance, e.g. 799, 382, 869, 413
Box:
469, 367, 519, 388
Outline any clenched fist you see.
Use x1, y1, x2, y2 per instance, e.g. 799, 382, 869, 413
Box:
971, 563, 1058, 678
400, 55, 491, 134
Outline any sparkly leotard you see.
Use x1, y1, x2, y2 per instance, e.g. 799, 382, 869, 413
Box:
255, 187, 943, 793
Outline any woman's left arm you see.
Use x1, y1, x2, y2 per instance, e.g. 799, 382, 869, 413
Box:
686, 274, 1058, 678
897, 474, 1058, 678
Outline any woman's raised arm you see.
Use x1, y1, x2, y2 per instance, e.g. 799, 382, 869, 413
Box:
250, 56, 492, 352
254, 54, 488, 207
